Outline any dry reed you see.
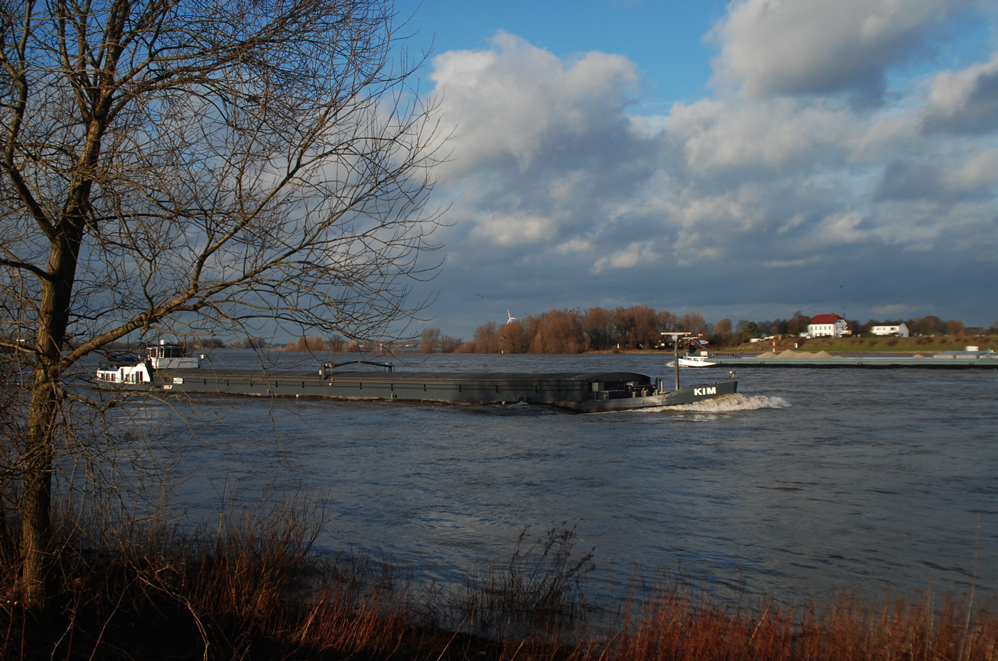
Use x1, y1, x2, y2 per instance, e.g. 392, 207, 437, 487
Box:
1, 506, 995, 660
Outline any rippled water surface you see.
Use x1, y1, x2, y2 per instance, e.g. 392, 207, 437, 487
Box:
112, 350, 998, 605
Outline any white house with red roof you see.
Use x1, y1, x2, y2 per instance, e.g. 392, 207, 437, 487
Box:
807, 314, 850, 338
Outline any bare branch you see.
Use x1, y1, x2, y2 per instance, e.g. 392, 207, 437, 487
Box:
0, 0, 444, 609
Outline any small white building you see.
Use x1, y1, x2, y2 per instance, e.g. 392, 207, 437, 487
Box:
870, 323, 909, 337
808, 314, 850, 338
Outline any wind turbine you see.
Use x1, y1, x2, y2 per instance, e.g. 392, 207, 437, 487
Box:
506, 310, 518, 324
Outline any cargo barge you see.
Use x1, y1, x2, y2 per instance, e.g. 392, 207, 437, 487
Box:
95, 340, 738, 413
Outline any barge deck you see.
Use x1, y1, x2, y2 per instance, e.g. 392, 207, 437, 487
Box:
147, 368, 738, 413
94, 340, 738, 413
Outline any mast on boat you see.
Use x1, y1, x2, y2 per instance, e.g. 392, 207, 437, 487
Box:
660, 331, 691, 392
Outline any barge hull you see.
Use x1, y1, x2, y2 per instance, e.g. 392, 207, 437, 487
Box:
117, 369, 737, 413
558, 380, 739, 413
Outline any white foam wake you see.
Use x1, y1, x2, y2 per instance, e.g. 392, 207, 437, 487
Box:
635, 393, 791, 414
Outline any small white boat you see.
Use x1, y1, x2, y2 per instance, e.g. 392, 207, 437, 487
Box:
668, 355, 717, 368
667, 338, 717, 368
95, 340, 202, 385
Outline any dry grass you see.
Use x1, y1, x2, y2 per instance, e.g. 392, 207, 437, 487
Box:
609, 583, 998, 661
736, 335, 998, 354
0, 501, 428, 660
447, 526, 597, 643
1, 509, 996, 660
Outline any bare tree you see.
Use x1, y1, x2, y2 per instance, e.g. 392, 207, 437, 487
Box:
495, 319, 527, 353
472, 321, 498, 354
580, 306, 615, 351
420, 327, 441, 353
527, 309, 583, 354
679, 312, 710, 339
712, 318, 733, 346
0, 0, 442, 609
787, 310, 812, 336
615, 305, 660, 350
438, 333, 462, 353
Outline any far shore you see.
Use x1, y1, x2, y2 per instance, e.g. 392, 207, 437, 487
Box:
552, 334, 996, 356
163, 333, 997, 356
716, 334, 995, 355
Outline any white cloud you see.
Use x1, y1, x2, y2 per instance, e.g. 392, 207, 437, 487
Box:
923, 54, 998, 133
944, 150, 998, 189
591, 242, 661, 274
666, 97, 854, 172
428, 31, 660, 257
556, 237, 593, 254
470, 212, 560, 247
872, 303, 914, 317
431, 32, 639, 175
762, 255, 824, 268
422, 10, 998, 333
668, 189, 761, 234
819, 211, 866, 244
711, 0, 968, 99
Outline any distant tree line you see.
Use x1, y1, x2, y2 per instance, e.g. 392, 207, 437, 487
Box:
727, 313, 991, 344
279, 335, 363, 353
419, 309, 995, 354
94, 313, 997, 356
418, 306, 711, 354
739, 311, 814, 340
855, 315, 986, 337
150, 334, 363, 352
419, 328, 464, 353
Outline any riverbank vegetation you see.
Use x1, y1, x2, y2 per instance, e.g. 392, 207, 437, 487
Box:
751, 334, 998, 355
415, 307, 993, 355
278, 335, 359, 354
452, 306, 712, 354
110, 312, 993, 356
2, 504, 995, 660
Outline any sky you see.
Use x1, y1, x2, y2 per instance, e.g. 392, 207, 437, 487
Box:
397, 0, 998, 339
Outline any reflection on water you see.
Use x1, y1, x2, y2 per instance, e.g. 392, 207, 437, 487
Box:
94, 350, 997, 606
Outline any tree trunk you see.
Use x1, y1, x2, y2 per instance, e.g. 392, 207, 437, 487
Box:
1, 0, 439, 610
21, 371, 56, 609
20, 234, 82, 611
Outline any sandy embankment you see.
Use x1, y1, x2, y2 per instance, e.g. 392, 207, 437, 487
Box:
754, 350, 843, 359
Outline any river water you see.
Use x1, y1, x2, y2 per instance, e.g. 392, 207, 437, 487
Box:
108, 350, 998, 606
